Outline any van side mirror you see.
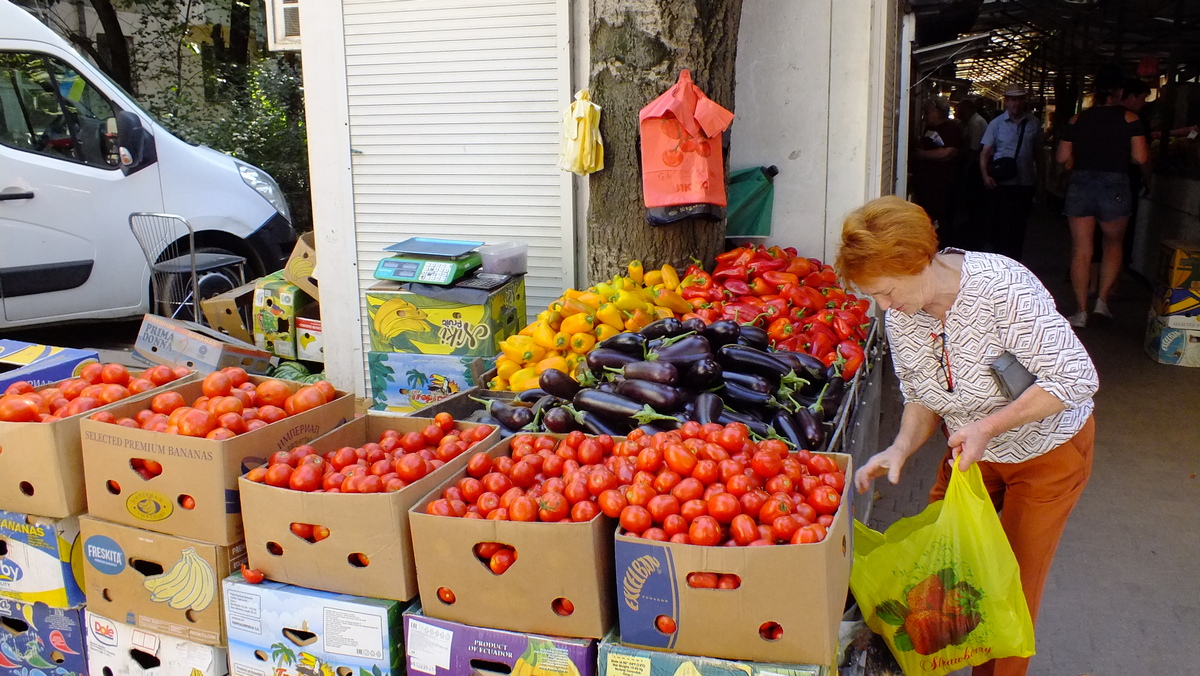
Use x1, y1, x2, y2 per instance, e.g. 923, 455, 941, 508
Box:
116, 111, 157, 174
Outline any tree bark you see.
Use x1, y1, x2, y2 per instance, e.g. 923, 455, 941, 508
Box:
87, 0, 133, 92
586, 0, 742, 284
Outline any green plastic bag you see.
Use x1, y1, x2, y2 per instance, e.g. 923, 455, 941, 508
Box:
850, 464, 1035, 675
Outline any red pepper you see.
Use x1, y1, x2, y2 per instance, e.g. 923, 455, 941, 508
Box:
697, 308, 722, 323
722, 278, 751, 296
767, 317, 797, 342
761, 271, 800, 289
681, 285, 709, 301
784, 257, 813, 277
723, 303, 764, 325
784, 247, 799, 258
735, 295, 765, 307
823, 287, 848, 306
713, 266, 748, 282
789, 306, 807, 322
837, 341, 865, 378
763, 297, 790, 318
749, 277, 774, 296
767, 245, 788, 260
747, 258, 787, 276
708, 286, 729, 302
715, 247, 755, 266
832, 316, 855, 341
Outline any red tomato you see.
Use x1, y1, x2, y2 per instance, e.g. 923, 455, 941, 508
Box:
636, 447, 664, 473
687, 572, 718, 589
623, 483, 656, 508
0, 396, 40, 422
680, 499, 708, 523
434, 412, 455, 433
653, 470, 683, 495
730, 514, 758, 545
750, 451, 783, 479
655, 615, 677, 634
476, 492, 500, 515
717, 425, 748, 452
571, 500, 600, 522
202, 372, 232, 398
258, 405, 288, 425
288, 386, 327, 415
127, 378, 155, 395
537, 493, 569, 522
662, 514, 688, 537
822, 471, 847, 493
807, 454, 838, 476
670, 477, 704, 504
255, 380, 292, 408
663, 445, 697, 476
759, 493, 796, 523
646, 495, 680, 524
586, 467, 618, 496
489, 549, 517, 574
598, 489, 627, 518
807, 485, 842, 515
792, 523, 827, 544
772, 515, 801, 542
100, 363, 131, 386
264, 464, 293, 488
509, 496, 538, 522
688, 515, 722, 546
619, 505, 652, 534
706, 492, 741, 524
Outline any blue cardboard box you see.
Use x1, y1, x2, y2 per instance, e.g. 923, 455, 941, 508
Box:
0, 511, 84, 608
0, 340, 96, 392
1150, 285, 1200, 329
0, 598, 87, 675
367, 352, 492, 413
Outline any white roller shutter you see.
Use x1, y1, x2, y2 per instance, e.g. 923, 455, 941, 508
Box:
342, 0, 574, 366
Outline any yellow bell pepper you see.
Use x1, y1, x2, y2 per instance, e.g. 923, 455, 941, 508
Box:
496, 358, 521, 381
500, 337, 545, 364
576, 292, 604, 310
595, 303, 625, 330
627, 260, 644, 284
613, 290, 648, 313
559, 312, 595, 335
653, 306, 675, 319
661, 264, 680, 291
509, 366, 538, 386
531, 321, 558, 350
488, 377, 507, 391
566, 352, 587, 372
592, 282, 617, 299
644, 270, 664, 286
510, 375, 543, 393
559, 297, 594, 317
518, 322, 538, 337
624, 309, 654, 332
536, 355, 571, 375
563, 289, 583, 299
651, 288, 694, 314
594, 323, 621, 342
551, 331, 571, 351
569, 332, 596, 354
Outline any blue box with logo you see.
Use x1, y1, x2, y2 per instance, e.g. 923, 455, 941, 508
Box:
0, 340, 97, 392
0, 510, 84, 608
0, 597, 86, 675
367, 352, 492, 413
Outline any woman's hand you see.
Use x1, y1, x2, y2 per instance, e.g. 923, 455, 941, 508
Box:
946, 419, 995, 471
853, 446, 911, 494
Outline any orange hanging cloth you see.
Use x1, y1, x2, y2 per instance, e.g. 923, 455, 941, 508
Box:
639, 69, 735, 225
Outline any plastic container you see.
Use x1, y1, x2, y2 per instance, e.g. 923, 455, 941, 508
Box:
479, 241, 528, 275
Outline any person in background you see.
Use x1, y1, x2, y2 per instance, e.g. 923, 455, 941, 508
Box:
1057, 73, 1150, 328
911, 99, 962, 241
954, 98, 989, 249
980, 86, 1041, 261
838, 196, 1098, 676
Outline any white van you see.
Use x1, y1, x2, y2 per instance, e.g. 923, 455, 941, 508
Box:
0, 0, 296, 328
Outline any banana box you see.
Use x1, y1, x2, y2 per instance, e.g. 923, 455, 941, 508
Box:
364, 278, 525, 358
0, 340, 97, 393
85, 610, 227, 676
295, 304, 323, 362
253, 271, 314, 360
1158, 240, 1200, 292
0, 598, 87, 675
1150, 285, 1200, 329
79, 517, 246, 646
1144, 314, 1200, 367
598, 632, 827, 676
0, 510, 84, 608
367, 352, 491, 413
283, 231, 319, 301
402, 604, 598, 676
224, 571, 408, 676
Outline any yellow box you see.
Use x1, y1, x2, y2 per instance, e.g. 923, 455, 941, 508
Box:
253, 271, 313, 359
364, 278, 525, 358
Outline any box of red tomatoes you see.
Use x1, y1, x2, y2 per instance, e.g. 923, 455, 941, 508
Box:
409, 432, 620, 640
613, 450, 853, 667
80, 372, 353, 546
238, 412, 499, 602
0, 363, 197, 518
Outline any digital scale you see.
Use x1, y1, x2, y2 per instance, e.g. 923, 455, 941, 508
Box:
374, 238, 483, 285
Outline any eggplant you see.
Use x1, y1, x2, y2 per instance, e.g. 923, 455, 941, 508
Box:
773, 350, 826, 379
596, 332, 647, 356
716, 344, 791, 380
682, 358, 723, 389
737, 326, 770, 351
586, 348, 639, 373
579, 410, 631, 436
539, 369, 581, 400
701, 320, 742, 349
596, 381, 619, 394
636, 424, 662, 437
681, 318, 708, 334
622, 360, 679, 385
474, 398, 535, 431
639, 317, 685, 340
572, 389, 645, 420
648, 335, 712, 365
717, 410, 771, 437
772, 410, 806, 450
542, 406, 577, 433
693, 392, 724, 425
683, 401, 697, 418
517, 388, 549, 403
720, 381, 778, 408
795, 407, 826, 449
721, 370, 773, 394
615, 379, 684, 412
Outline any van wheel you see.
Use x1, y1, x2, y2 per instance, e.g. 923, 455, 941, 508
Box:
153, 247, 249, 325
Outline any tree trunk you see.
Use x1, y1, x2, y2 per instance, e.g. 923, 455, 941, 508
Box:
88, 0, 133, 92
586, 0, 742, 284
228, 0, 251, 64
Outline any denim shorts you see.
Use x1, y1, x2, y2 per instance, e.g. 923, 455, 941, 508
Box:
1064, 170, 1131, 221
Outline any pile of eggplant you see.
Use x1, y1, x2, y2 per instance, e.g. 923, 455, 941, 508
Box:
473, 317, 850, 451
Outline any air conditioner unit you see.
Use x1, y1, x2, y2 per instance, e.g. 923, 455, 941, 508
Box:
264, 0, 300, 51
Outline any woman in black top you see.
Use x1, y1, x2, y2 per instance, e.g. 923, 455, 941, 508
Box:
1057, 76, 1150, 328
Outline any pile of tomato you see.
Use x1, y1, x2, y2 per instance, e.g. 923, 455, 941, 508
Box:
0, 363, 189, 423
246, 412, 495, 496
88, 369, 335, 440
423, 423, 845, 547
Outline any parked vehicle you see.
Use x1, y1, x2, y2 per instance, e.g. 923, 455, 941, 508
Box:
0, 0, 296, 328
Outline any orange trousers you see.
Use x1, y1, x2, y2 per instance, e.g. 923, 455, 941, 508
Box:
929, 416, 1094, 676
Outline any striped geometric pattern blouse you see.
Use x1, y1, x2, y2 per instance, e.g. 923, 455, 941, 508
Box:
886, 251, 1098, 463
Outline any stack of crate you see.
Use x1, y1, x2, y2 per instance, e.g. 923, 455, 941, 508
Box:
1145, 240, 1200, 367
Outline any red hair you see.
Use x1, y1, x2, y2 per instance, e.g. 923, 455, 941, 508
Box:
836, 196, 938, 286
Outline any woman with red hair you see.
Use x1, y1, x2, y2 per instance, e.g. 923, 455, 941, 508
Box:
838, 196, 1098, 676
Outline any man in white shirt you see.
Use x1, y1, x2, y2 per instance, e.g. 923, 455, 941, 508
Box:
980, 86, 1042, 261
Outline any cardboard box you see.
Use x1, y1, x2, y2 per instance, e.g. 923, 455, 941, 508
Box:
0, 599, 87, 674
0, 510, 84, 608
295, 304, 323, 362
284, 231, 319, 301
1159, 240, 1200, 291
614, 454, 854, 666
367, 352, 491, 413
410, 436, 615, 640
132, 314, 274, 375
598, 632, 827, 676
239, 414, 498, 602
201, 281, 257, 344
79, 517, 245, 646
410, 387, 514, 421
364, 278, 525, 358
1145, 315, 1200, 367
402, 604, 599, 676
0, 340, 97, 392
0, 369, 199, 519
253, 271, 314, 360
80, 377, 354, 545
1150, 285, 1200, 329
224, 571, 408, 676
85, 610, 227, 676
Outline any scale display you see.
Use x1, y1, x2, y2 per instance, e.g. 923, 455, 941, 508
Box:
373, 238, 484, 285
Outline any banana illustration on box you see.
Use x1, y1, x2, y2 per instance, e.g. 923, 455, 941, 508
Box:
510, 639, 583, 676
143, 548, 216, 612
